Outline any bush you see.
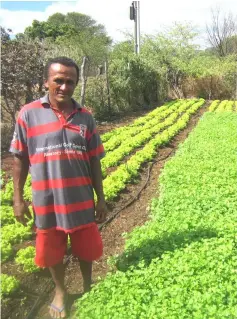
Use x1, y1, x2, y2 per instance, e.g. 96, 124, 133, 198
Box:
84, 76, 114, 120
109, 56, 158, 112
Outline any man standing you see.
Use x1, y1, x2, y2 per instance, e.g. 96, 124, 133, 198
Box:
10, 57, 107, 318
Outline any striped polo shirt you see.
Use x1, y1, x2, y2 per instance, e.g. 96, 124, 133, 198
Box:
10, 95, 105, 233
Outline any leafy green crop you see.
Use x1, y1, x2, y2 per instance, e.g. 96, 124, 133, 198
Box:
1, 203, 34, 263
1, 218, 34, 263
0, 169, 6, 188
209, 100, 220, 112
15, 246, 40, 273
1, 206, 16, 226
2, 220, 33, 246
101, 100, 177, 143
1, 240, 14, 263
103, 100, 182, 152
103, 99, 205, 201
1, 178, 14, 205
102, 99, 201, 173
75, 238, 237, 319
75, 111, 237, 319
1, 174, 32, 205
1, 274, 20, 297
209, 100, 236, 112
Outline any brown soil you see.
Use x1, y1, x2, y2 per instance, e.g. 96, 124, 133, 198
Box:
1, 104, 209, 319
1, 153, 14, 182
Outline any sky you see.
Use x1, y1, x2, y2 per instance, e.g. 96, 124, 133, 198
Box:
1, 0, 237, 48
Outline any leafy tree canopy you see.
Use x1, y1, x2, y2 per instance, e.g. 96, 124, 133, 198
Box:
1, 26, 11, 43
21, 12, 110, 44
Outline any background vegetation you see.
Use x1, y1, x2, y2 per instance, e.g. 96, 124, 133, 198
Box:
1, 9, 237, 151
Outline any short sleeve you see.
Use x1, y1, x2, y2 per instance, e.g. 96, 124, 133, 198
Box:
9, 109, 28, 156
87, 116, 105, 160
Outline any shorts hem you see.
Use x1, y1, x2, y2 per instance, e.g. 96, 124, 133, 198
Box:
34, 256, 64, 268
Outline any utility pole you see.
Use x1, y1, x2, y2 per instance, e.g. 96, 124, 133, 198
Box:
137, 1, 140, 54
130, 1, 140, 54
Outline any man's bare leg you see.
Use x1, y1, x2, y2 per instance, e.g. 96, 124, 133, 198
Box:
79, 260, 92, 293
49, 262, 67, 318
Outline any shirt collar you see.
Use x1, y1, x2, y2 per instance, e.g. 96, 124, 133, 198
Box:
40, 94, 82, 110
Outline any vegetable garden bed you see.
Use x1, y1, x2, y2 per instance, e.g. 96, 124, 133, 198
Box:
74, 106, 237, 319
2, 99, 226, 318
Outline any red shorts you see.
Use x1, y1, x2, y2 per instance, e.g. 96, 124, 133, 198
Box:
35, 223, 103, 268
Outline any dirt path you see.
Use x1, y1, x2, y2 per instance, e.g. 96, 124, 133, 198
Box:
1, 104, 208, 319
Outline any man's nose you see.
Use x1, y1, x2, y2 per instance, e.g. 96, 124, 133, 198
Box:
60, 83, 67, 90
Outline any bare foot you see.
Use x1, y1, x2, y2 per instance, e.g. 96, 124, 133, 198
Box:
49, 290, 67, 318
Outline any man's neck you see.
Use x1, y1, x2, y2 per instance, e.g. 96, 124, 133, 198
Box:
49, 96, 74, 112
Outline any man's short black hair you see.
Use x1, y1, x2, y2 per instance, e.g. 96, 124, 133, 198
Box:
44, 56, 80, 84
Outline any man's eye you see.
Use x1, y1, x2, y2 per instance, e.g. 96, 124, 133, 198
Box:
55, 79, 63, 84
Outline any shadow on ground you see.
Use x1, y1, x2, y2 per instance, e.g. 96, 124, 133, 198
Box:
115, 227, 218, 271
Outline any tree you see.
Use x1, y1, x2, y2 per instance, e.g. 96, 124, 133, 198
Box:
106, 40, 158, 111
24, 19, 76, 41
24, 20, 47, 40
206, 8, 237, 57
23, 12, 110, 44
65, 12, 104, 34
1, 26, 11, 43
47, 13, 65, 25
1, 37, 46, 125
223, 35, 237, 55
183, 52, 236, 99
141, 23, 199, 98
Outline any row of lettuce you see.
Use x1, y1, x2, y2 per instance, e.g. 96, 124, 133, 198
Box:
74, 110, 237, 318
209, 100, 237, 112
101, 99, 202, 175
102, 99, 205, 201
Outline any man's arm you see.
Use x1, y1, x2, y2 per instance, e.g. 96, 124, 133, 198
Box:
90, 157, 107, 223
13, 154, 31, 225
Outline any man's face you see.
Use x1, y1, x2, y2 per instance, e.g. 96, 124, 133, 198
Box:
44, 63, 78, 104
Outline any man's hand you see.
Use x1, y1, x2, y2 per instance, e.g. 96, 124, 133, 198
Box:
95, 199, 108, 224
13, 200, 32, 226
